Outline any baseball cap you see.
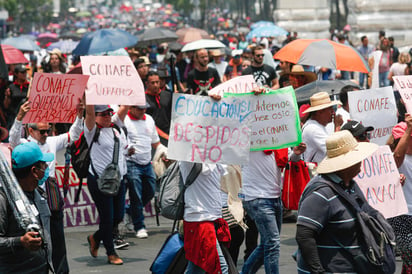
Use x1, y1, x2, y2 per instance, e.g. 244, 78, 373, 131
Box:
14, 64, 28, 73
135, 102, 151, 109
232, 49, 243, 57
341, 120, 374, 138
12, 142, 54, 169
94, 105, 113, 113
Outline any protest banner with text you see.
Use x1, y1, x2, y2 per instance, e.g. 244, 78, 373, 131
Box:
81, 56, 145, 105
167, 94, 251, 164
23, 73, 89, 123
208, 75, 258, 97
348, 86, 397, 145
394, 75, 412, 113
226, 86, 301, 150
356, 145, 407, 219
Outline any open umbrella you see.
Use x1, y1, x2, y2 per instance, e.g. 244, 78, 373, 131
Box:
250, 21, 276, 29
274, 39, 370, 73
1, 45, 29, 64
1, 37, 40, 52
37, 32, 59, 44
47, 40, 79, 54
246, 25, 288, 40
181, 39, 226, 52
72, 28, 138, 56
294, 80, 361, 104
137, 27, 178, 46
176, 28, 209, 44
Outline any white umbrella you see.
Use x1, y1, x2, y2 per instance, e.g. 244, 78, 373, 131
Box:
181, 39, 226, 52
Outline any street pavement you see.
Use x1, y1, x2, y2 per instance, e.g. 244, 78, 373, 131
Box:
63, 215, 403, 274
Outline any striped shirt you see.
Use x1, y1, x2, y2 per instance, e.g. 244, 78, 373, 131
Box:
297, 174, 364, 273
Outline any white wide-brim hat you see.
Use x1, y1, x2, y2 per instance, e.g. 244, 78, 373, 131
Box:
303, 91, 342, 113
317, 130, 378, 174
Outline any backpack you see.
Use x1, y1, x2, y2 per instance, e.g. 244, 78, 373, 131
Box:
70, 128, 100, 202
299, 176, 396, 274
157, 162, 202, 221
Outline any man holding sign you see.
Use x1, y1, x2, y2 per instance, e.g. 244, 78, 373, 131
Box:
9, 99, 85, 274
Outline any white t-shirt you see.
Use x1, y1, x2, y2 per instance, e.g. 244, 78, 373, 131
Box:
398, 154, 412, 215
208, 61, 228, 80
85, 114, 128, 177
302, 119, 329, 163
241, 151, 282, 201
389, 62, 407, 76
181, 162, 226, 222
124, 114, 159, 165
336, 107, 351, 126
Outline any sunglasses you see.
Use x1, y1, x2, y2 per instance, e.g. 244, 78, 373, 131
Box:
36, 128, 52, 135
255, 54, 264, 57
357, 132, 371, 141
96, 111, 113, 117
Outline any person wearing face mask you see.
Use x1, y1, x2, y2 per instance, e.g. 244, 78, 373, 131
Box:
8, 99, 85, 274
0, 142, 54, 273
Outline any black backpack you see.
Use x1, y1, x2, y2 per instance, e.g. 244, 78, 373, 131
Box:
70, 128, 100, 202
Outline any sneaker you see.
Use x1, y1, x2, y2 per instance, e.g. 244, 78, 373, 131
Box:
136, 228, 148, 239
124, 213, 134, 232
114, 237, 130, 249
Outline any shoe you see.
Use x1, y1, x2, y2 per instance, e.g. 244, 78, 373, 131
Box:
107, 254, 123, 265
136, 228, 148, 239
87, 235, 99, 258
114, 237, 130, 249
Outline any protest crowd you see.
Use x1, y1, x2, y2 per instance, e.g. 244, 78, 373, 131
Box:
1, 2, 412, 274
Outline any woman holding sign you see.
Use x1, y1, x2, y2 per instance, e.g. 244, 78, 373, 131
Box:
84, 104, 128, 265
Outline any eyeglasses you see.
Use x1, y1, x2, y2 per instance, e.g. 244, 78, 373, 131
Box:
255, 54, 264, 57
35, 128, 52, 135
96, 111, 113, 117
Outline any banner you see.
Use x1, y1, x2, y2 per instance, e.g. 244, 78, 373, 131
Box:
394, 75, 412, 113
208, 75, 258, 97
226, 86, 301, 150
81, 56, 145, 105
23, 73, 89, 123
356, 146, 407, 218
348, 86, 397, 145
167, 94, 251, 164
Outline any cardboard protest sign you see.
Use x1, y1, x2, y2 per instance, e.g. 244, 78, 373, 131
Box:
356, 145, 407, 219
22, 73, 89, 124
226, 86, 301, 150
167, 94, 251, 164
208, 75, 258, 96
393, 75, 412, 113
348, 87, 397, 145
81, 56, 145, 105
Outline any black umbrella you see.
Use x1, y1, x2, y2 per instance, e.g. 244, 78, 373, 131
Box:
137, 27, 178, 47
295, 80, 361, 104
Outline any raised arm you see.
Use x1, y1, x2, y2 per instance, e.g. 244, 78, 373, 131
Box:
393, 113, 412, 168
85, 105, 96, 131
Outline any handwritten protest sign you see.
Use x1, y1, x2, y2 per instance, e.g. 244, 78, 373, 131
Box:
81, 56, 145, 105
348, 87, 397, 145
167, 94, 251, 164
208, 75, 258, 96
22, 73, 89, 123
226, 86, 301, 150
356, 146, 407, 218
394, 75, 412, 113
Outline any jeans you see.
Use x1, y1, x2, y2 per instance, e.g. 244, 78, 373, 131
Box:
379, 71, 390, 87
125, 161, 156, 231
186, 238, 228, 274
87, 173, 126, 256
359, 72, 368, 88
242, 198, 282, 274
50, 209, 69, 273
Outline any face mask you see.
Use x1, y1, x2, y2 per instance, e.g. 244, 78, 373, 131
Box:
38, 166, 49, 186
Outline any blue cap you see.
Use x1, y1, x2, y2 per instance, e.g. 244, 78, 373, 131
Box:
12, 142, 54, 169
94, 105, 113, 113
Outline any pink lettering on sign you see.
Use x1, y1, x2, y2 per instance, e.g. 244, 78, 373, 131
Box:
356, 97, 390, 112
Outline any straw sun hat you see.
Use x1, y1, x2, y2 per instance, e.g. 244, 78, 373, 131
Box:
317, 130, 378, 174
303, 91, 342, 114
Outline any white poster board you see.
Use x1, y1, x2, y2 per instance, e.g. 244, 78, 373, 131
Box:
393, 75, 412, 113
348, 87, 397, 145
167, 94, 251, 164
356, 146, 408, 218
